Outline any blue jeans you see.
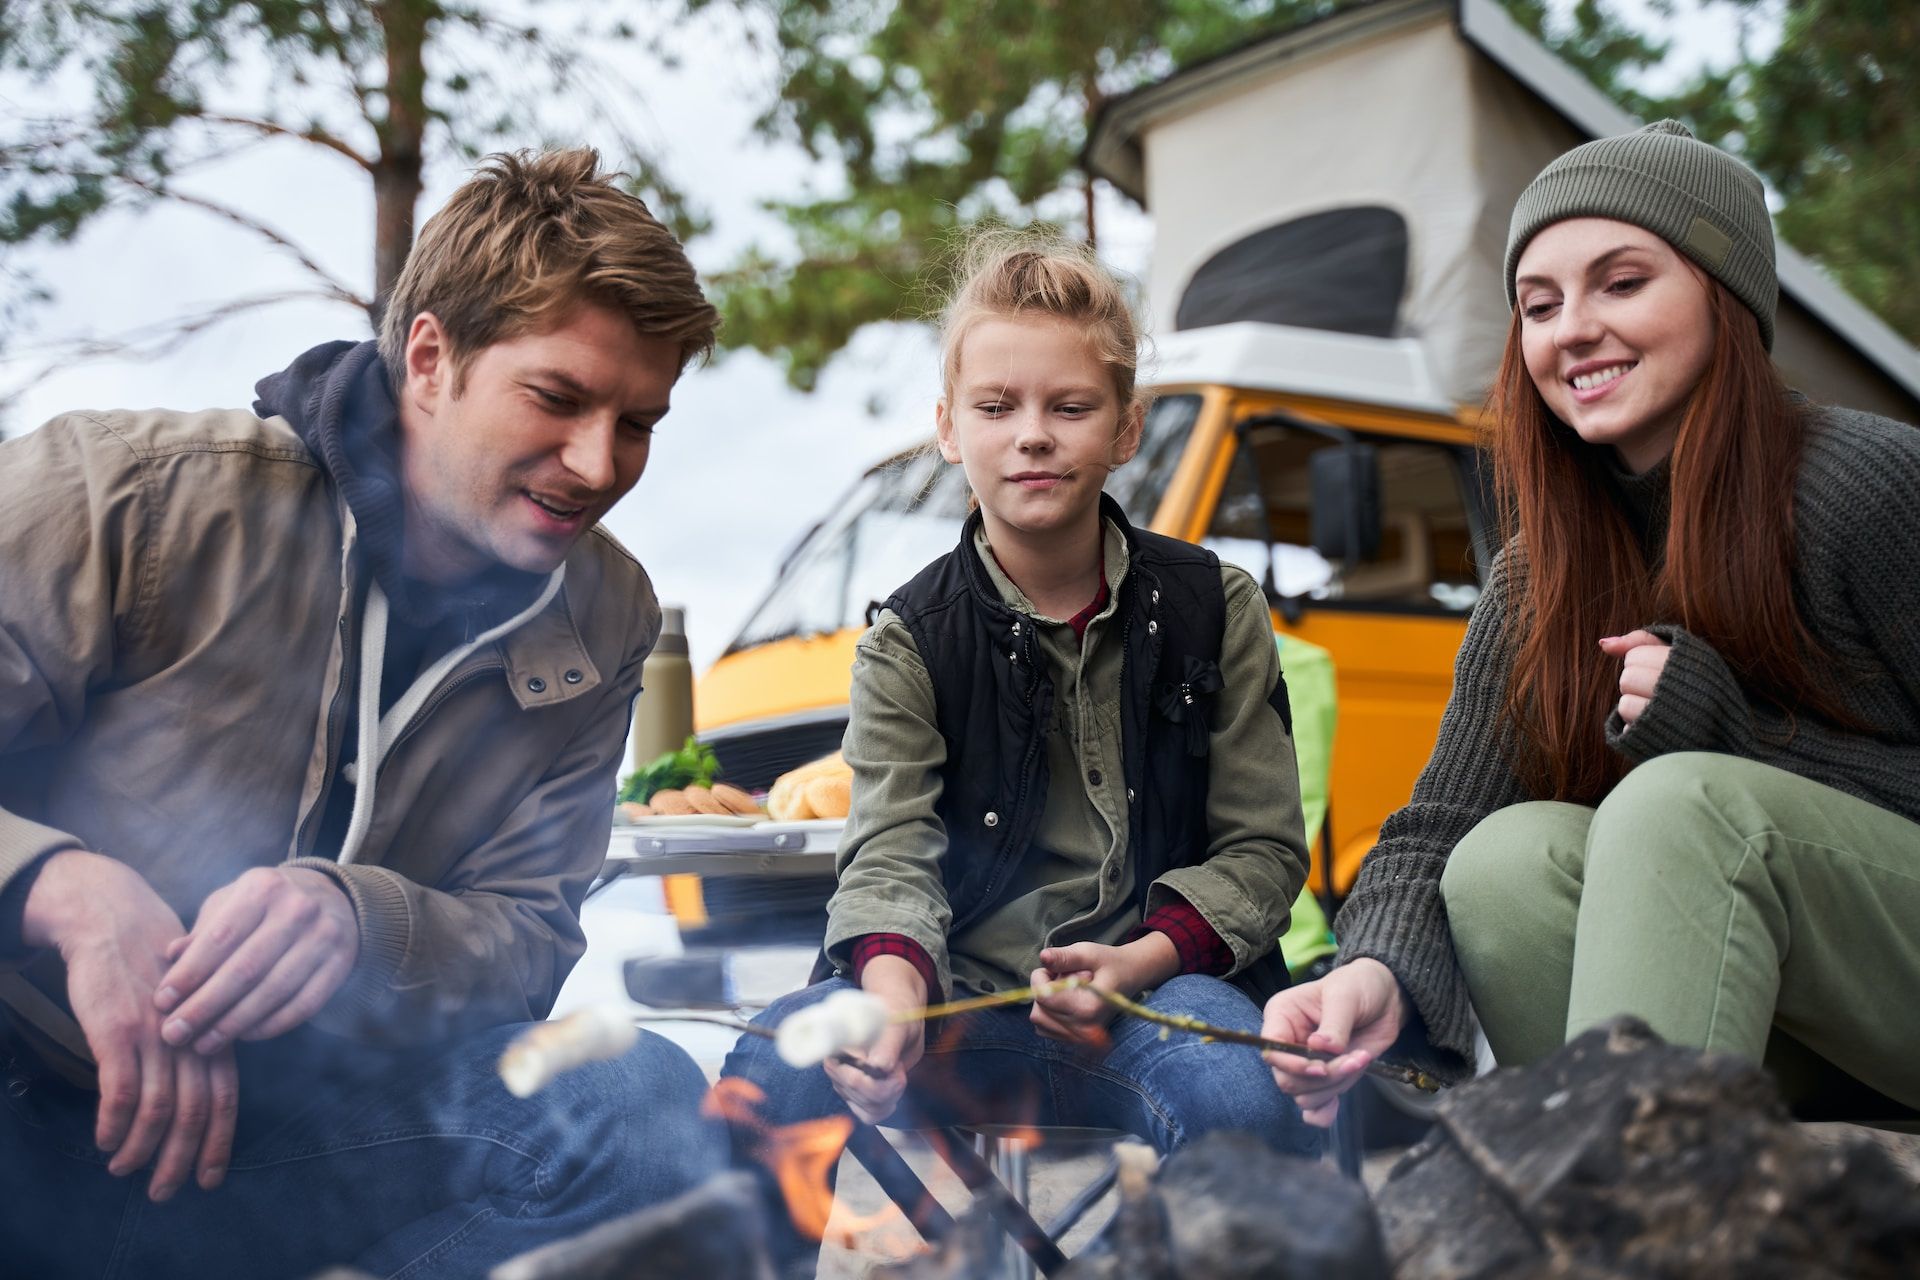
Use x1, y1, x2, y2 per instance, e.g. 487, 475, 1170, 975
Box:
721, 974, 1317, 1270
0, 1022, 725, 1279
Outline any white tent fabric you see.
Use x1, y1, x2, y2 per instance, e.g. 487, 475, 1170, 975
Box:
1099, 0, 1920, 421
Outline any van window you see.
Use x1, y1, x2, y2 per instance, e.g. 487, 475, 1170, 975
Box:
725, 395, 1204, 650
1204, 419, 1484, 615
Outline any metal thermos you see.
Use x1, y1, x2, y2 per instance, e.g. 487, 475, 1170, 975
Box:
630, 605, 694, 769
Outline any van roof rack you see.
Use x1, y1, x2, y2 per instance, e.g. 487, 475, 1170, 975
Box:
1150, 321, 1455, 416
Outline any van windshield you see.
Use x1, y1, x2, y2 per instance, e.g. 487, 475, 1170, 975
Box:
725, 394, 1203, 651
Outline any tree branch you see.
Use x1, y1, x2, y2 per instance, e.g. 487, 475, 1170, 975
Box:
112, 173, 370, 310
0, 288, 361, 417
194, 113, 373, 170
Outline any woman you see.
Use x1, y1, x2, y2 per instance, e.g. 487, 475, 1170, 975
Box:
1263, 120, 1920, 1125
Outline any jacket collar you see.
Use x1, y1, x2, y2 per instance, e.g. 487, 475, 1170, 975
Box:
956, 492, 1143, 618
331, 494, 601, 711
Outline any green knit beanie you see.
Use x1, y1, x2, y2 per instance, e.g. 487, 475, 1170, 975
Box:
1505, 119, 1777, 350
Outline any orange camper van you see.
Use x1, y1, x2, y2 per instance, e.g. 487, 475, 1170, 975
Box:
693, 320, 1495, 909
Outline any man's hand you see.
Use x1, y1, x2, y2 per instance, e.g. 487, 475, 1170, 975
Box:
1262, 958, 1407, 1128
1029, 935, 1180, 1045
1599, 630, 1672, 727
826, 957, 926, 1124
21, 849, 239, 1200
154, 866, 358, 1055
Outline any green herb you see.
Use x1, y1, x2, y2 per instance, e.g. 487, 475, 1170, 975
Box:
617, 736, 720, 804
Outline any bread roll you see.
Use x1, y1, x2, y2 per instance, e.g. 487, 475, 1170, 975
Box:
804, 773, 852, 820
709, 783, 762, 816
682, 785, 730, 816
768, 751, 851, 821
767, 777, 815, 821
649, 788, 695, 816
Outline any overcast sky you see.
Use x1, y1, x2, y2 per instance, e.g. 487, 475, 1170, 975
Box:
0, 1, 1751, 674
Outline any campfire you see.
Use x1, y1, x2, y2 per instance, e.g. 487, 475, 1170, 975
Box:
458, 1013, 1920, 1280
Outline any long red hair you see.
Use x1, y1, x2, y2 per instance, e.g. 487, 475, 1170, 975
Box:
1488, 281, 1843, 803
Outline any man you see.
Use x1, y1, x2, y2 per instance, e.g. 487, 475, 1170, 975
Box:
0, 149, 723, 1277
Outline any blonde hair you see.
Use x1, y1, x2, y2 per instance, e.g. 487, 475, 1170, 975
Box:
938, 230, 1145, 412
379, 148, 719, 390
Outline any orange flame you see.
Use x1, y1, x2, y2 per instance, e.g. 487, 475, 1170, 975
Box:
705, 1078, 908, 1246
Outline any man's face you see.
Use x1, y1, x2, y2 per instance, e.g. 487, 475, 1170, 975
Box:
398, 304, 681, 581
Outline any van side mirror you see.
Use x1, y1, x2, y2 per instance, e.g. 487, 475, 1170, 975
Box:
1309, 443, 1383, 562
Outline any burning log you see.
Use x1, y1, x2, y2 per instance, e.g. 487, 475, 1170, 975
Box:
487, 1171, 776, 1280
875, 1132, 1387, 1280
1062, 1133, 1389, 1279
1376, 1017, 1920, 1280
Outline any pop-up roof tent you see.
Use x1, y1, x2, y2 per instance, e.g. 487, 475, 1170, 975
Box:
1085, 0, 1920, 422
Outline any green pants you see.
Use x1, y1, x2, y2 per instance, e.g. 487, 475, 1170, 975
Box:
1441, 751, 1920, 1112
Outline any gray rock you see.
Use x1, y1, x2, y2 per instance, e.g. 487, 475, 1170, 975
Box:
489, 1171, 775, 1280
1064, 1133, 1388, 1280
1377, 1017, 1920, 1280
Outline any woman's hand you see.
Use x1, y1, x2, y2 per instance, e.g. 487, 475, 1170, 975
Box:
826, 957, 927, 1124
1029, 934, 1179, 1044
1599, 630, 1672, 726
1261, 958, 1407, 1127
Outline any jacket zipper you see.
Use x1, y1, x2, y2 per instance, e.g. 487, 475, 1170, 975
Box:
298, 660, 503, 857
381, 661, 502, 764
294, 616, 355, 856
957, 620, 1047, 933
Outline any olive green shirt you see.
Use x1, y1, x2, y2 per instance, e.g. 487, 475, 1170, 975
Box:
826, 519, 1309, 997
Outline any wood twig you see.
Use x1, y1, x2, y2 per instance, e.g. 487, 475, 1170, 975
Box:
909, 978, 1442, 1092
627, 1011, 890, 1080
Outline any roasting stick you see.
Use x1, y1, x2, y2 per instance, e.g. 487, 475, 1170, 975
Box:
908, 977, 1443, 1093
502, 977, 1439, 1096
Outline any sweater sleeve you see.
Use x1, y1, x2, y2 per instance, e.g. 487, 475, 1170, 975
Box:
1606, 420, 1920, 814
1604, 624, 1745, 759
823, 613, 956, 998
1332, 552, 1531, 1079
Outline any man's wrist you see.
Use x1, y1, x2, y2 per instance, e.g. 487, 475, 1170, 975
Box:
20, 848, 118, 951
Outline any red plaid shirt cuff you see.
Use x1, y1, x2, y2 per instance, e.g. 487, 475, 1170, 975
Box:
849, 933, 942, 1000
1126, 900, 1234, 977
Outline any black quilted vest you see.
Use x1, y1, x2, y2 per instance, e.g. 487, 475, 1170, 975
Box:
880, 495, 1294, 1004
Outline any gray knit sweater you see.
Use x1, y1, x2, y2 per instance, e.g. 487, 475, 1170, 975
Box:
1334, 405, 1920, 1080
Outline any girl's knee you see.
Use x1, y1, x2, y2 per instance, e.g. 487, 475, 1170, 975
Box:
1599, 752, 1739, 820
1441, 801, 1583, 925
1590, 752, 1764, 869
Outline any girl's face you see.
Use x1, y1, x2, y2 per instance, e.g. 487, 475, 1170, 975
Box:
1515, 217, 1716, 474
937, 314, 1141, 540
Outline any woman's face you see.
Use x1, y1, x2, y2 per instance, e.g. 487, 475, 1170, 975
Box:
1514, 218, 1716, 474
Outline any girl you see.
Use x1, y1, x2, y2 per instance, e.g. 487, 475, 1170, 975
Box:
724, 234, 1315, 1266
1264, 120, 1920, 1127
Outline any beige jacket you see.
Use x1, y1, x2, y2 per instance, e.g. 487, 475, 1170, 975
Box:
0, 407, 656, 1076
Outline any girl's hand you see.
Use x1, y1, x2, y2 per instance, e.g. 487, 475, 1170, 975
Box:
1262, 958, 1406, 1128
826, 957, 926, 1124
1029, 935, 1179, 1044
1599, 630, 1672, 726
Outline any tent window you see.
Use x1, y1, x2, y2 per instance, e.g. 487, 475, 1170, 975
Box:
1175, 206, 1409, 337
